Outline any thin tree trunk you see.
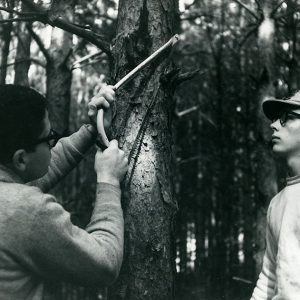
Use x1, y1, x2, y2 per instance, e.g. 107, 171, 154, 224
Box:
14, 2, 31, 86
286, 0, 300, 94
46, 0, 74, 135
0, 0, 14, 84
254, 0, 278, 276
108, 0, 178, 299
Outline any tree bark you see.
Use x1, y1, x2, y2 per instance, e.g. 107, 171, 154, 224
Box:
286, 0, 300, 94
254, 0, 278, 276
108, 0, 178, 299
45, 0, 74, 135
0, 0, 14, 84
14, 2, 31, 86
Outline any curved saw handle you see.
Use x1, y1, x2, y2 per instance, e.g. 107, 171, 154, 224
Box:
96, 34, 179, 148
97, 109, 110, 147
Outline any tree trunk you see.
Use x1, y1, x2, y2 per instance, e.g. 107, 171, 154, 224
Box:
254, 0, 278, 276
0, 0, 14, 84
286, 0, 300, 94
14, 2, 31, 86
46, 0, 74, 135
108, 0, 178, 299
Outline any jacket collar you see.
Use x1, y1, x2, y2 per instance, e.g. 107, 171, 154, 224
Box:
0, 164, 23, 184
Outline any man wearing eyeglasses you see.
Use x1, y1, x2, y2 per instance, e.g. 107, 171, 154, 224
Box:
0, 84, 128, 299
251, 91, 300, 300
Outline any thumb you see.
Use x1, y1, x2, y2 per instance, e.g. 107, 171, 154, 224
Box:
95, 147, 103, 156
88, 103, 97, 117
109, 139, 118, 149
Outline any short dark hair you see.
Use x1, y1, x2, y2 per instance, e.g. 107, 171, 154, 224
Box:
0, 84, 47, 163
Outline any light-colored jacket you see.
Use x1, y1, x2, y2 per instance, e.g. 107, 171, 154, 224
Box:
0, 125, 124, 299
251, 175, 300, 300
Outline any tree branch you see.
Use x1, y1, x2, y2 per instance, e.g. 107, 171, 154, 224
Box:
239, 24, 259, 48
174, 69, 206, 86
231, 0, 259, 20
180, 13, 216, 21
20, 0, 112, 57
51, 17, 111, 56
271, 0, 285, 18
98, 13, 116, 21
232, 276, 252, 285
26, 25, 51, 62
274, 8, 300, 21
0, 16, 36, 23
1, 57, 45, 69
71, 57, 104, 70
72, 50, 102, 68
176, 106, 198, 117
254, 0, 260, 7
0, 5, 44, 16
177, 155, 202, 165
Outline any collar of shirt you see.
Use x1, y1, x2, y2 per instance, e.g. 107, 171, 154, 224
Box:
0, 164, 23, 184
286, 174, 300, 186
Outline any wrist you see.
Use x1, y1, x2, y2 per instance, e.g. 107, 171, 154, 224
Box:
97, 174, 120, 188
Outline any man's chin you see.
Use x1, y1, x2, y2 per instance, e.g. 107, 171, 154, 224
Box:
272, 146, 286, 157
30, 169, 48, 182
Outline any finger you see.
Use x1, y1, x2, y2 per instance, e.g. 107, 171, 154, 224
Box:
88, 103, 97, 117
101, 90, 115, 103
107, 86, 116, 98
108, 84, 116, 91
88, 98, 110, 116
98, 97, 110, 109
109, 139, 119, 149
92, 96, 110, 108
99, 85, 115, 101
103, 84, 116, 94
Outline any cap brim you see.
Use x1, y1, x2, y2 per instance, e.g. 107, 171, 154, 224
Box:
262, 99, 299, 120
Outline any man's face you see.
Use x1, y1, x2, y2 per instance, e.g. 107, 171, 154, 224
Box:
23, 110, 52, 182
271, 108, 300, 158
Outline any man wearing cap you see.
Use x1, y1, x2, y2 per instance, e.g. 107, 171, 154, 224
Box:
251, 90, 300, 300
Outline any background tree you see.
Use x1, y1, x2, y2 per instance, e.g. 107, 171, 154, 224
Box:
0, 0, 14, 83
14, 1, 31, 86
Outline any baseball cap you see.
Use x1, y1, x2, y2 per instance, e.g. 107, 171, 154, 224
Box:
262, 91, 300, 120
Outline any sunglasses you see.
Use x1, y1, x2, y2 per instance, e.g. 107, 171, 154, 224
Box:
33, 129, 61, 148
272, 111, 300, 127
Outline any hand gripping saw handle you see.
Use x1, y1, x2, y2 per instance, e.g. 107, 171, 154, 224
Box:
97, 34, 179, 147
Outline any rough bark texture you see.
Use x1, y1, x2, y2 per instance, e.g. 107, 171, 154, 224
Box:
108, 0, 178, 299
46, 0, 74, 135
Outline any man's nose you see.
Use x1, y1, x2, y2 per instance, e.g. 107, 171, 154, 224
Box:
270, 119, 280, 130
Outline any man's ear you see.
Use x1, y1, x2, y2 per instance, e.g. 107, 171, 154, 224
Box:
12, 149, 28, 171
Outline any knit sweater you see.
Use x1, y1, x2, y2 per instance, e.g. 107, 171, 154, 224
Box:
0, 125, 124, 299
251, 175, 300, 300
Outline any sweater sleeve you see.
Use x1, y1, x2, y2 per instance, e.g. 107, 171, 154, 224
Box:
251, 204, 277, 300
28, 124, 96, 193
23, 183, 123, 287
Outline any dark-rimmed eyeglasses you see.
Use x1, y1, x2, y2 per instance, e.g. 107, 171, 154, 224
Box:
33, 129, 61, 148
272, 111, 300, 127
